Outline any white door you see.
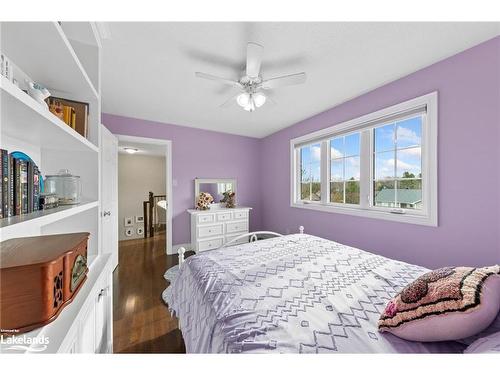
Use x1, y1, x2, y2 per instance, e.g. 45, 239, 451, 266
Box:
100, 125, 118, 270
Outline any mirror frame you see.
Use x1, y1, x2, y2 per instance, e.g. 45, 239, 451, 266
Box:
194, 178, 237, 207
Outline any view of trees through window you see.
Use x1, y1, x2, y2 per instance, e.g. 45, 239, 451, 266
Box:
330, 133, 360, 204
300, 143, 321, 201
373, 116, 423, 210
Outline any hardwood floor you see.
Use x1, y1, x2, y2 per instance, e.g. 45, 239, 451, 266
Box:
112, 233, 192, 353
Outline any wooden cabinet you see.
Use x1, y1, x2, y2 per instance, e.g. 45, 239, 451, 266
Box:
188, 207, 252, 252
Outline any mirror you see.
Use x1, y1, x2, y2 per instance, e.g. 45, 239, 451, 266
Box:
194, 178, 236, 207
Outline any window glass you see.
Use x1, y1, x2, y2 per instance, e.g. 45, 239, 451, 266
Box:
300, 143, 321, 201
373, 115, 423, 210
329, 133, 360, 205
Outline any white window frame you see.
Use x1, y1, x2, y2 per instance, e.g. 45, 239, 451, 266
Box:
290, 92, 438, 227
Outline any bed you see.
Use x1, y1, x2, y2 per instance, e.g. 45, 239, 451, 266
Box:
165, 230, 466, 353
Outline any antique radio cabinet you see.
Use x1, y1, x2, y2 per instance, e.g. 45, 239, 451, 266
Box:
0, 232, 90, 334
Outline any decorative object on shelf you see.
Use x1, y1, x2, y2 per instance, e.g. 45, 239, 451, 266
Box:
26, 80, 51, 109
220, 190, 236, 208
125, 228, 133, 237
47, 98, 64, 121
39, 193, 59, 210
0, 150, 42, 219
0, 232, 89, 334
196, 191, 214, 210
44, 169, 81, 205
124, 217, 133, 226
46, 97, 89, 138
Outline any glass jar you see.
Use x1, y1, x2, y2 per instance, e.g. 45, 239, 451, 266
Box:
44, 169, 82, 205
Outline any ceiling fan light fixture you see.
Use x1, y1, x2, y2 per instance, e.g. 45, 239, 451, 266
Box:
253, 92, 266, 107
243, 101, 255, 112
237, 92, 250, 107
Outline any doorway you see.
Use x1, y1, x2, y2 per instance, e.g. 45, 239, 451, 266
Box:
115, 135, 172, 254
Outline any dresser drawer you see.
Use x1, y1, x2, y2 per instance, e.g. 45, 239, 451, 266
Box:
233, 210, 248, 220
226, 220, 248, 234
197, 223, 223, 238
216, 212, 232, 221
225, 232, 249, 246
198, 237, 224, 252
197, 213, 215, 224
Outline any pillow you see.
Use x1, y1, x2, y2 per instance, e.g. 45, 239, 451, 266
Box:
378, 265, 500, 342
464, 331, 500, 353
459, 310, 500, 346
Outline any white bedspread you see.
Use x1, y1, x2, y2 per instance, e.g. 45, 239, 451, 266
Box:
165, 234, 465, 353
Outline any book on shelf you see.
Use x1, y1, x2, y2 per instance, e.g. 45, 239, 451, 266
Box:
1, 150, 8, 218
0, 149, 42, 219
0, 150, 7, 218
47, 97, 88, 139
20, 160, 28, 215
9, 155, 14, 217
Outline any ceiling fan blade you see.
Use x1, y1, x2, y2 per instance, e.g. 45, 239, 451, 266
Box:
260, 72, 306, 90
219, 93, 240, 108
266, 95, 277, 106
246, 42, 264, 78
195, 72, 242, 88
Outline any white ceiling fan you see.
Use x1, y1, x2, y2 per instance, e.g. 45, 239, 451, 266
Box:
195, 42, 306, 112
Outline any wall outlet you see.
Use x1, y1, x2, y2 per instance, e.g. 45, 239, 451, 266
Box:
136, 227, 144, 235
124, 217, 133, 226
125, 228, 133, 237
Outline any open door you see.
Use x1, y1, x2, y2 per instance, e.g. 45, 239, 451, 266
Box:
100, 125, 118, 270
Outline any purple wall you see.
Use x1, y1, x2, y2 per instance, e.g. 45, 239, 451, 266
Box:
102, 114, 262, 245
260, 36, 500, 268
103, 36, 499, 268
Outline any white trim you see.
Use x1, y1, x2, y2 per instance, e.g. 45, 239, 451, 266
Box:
292, 95, 430, 146
116, 134, 174, 254
290, 92, 438, 227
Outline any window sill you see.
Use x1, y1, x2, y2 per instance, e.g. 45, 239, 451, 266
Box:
290, 201, 437, 227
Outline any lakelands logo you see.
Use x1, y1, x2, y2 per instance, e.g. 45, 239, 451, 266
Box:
1, 334, 49, 352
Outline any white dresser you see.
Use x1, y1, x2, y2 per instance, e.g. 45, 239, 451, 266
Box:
188, 206, 252, 252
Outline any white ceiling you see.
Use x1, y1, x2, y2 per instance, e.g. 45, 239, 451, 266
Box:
101, 22, 499, 138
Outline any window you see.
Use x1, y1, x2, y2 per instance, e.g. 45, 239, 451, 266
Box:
330, 133, 360, 205
373, 117, 422, 210
291, 92, 437, 226
299, 143, 321, 201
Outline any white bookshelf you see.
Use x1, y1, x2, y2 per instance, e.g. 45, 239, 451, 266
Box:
0, 199, 98, 237
1, 76, 98, 153
0, 22, 102, 265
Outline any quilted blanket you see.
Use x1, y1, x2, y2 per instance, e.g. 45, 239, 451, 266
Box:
165, 234, 465, 353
